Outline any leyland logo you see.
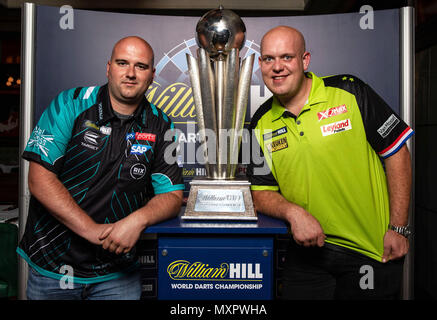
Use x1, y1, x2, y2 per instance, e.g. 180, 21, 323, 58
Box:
321, 119, 352, 136
167, 260, 263, 280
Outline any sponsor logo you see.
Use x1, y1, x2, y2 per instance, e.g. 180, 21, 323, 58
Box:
317, 104, 348, 121
166, 260, 263, 281
131, 144, 152, 155
377, 114, 400, 138
136, 132, 156, 142
83, 120, 111, 135
98, 102, 104, 121
81, 130, 100, 150
27, 126, 54, 157
266, 137, 288, 153
126, 132, 156, 142
99, 126, 112, 135
83, 120, 100, 131
126, 132, 136, 140
130, 163, 146, 180
321, 119, 352, 136
83, 130, 99, 145
262, 126, 287, 140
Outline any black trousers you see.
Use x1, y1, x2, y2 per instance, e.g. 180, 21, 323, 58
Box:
280, 241, 404, 300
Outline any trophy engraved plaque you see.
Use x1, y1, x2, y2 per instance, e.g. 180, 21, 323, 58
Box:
183, 6, 257, 220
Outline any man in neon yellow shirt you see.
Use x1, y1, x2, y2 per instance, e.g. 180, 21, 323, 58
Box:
247, 26, 413, 299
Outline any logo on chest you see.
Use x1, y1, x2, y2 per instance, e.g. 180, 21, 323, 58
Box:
131, 144, 152, 155
262, 126, 287, 140
126, 132, 156, 142
81, 130, 100, 150
320, 119, 352, 136
266, 137, 288, 153
317, 104, 347, 121
130, 163, 146, 180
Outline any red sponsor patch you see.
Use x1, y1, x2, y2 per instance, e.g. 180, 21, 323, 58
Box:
136, 132, 156, 142
317, 104, 347, 121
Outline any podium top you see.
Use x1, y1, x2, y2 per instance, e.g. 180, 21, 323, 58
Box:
146, 207, 288, 235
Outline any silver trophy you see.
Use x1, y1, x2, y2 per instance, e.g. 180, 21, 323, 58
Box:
182, 7, 256, 220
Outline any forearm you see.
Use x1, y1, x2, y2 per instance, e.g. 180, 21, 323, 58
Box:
252, 189, 304, 224
100, 190, 183, 254
129, 190, 183, 230
252, 189, 325, 246
384, 144, 412, 226
28, 161, 99, 242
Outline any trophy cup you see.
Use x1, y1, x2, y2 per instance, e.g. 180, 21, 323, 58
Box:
182, 6, 257, 221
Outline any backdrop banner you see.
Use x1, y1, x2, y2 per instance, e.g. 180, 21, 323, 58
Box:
34, 5, 400, 195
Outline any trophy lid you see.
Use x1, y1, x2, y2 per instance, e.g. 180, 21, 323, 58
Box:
195, 6, 246, 58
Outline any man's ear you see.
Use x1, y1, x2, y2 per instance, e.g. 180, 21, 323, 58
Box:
106, 61, 111, 78
302, 52, 311, 71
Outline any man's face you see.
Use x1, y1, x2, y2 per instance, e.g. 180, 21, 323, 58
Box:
106, 38, 155, 106
259, 29, 310, 100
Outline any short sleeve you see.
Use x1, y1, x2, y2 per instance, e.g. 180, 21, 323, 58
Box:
356, 80, 413, 158
22, 89, 78, 174
324, 75, 414, 159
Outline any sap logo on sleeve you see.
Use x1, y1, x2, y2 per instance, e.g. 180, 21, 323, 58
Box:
130, 144, 152, 155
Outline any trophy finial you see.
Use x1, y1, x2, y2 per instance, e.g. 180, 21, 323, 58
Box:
195, 7, 246, 58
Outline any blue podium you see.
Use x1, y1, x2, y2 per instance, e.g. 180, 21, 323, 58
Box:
146, 211, 288, 300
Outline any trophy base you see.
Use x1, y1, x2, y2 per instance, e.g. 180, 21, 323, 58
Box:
182, 178, 257, 221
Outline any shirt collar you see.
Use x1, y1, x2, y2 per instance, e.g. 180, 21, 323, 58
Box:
96, 84, 148, 128
271, 72, 328, 121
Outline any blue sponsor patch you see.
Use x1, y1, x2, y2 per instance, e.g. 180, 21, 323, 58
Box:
262, 126, 288, 140
126, 132, 136, 140
131, 144, 152, 155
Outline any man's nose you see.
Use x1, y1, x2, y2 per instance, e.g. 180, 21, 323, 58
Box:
272, 59, 283, 72
126, 65, 136, 78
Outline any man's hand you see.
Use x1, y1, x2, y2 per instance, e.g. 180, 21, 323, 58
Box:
99, 190, 183, 254
99, 214, 143, 255
87, 224, 113, 246
287, 207, 326, 247
252, 190, 325, 247
382, 230, 409, 263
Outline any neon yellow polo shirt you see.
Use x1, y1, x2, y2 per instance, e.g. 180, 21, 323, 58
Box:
248, 72, 413, 261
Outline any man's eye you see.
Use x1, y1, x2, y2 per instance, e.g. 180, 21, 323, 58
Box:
136, 65, 147, 70
263, 57, 273, 62
117, 61, 128, 66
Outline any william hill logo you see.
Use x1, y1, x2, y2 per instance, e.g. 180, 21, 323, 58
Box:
167, 260, 263, 281
146, 82, 196, 122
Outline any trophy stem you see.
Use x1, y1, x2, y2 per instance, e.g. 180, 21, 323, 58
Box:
223, 48, 240, 178
198, 48, 219, 178
230, 53, 255, 176
214, 58, 226, 179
